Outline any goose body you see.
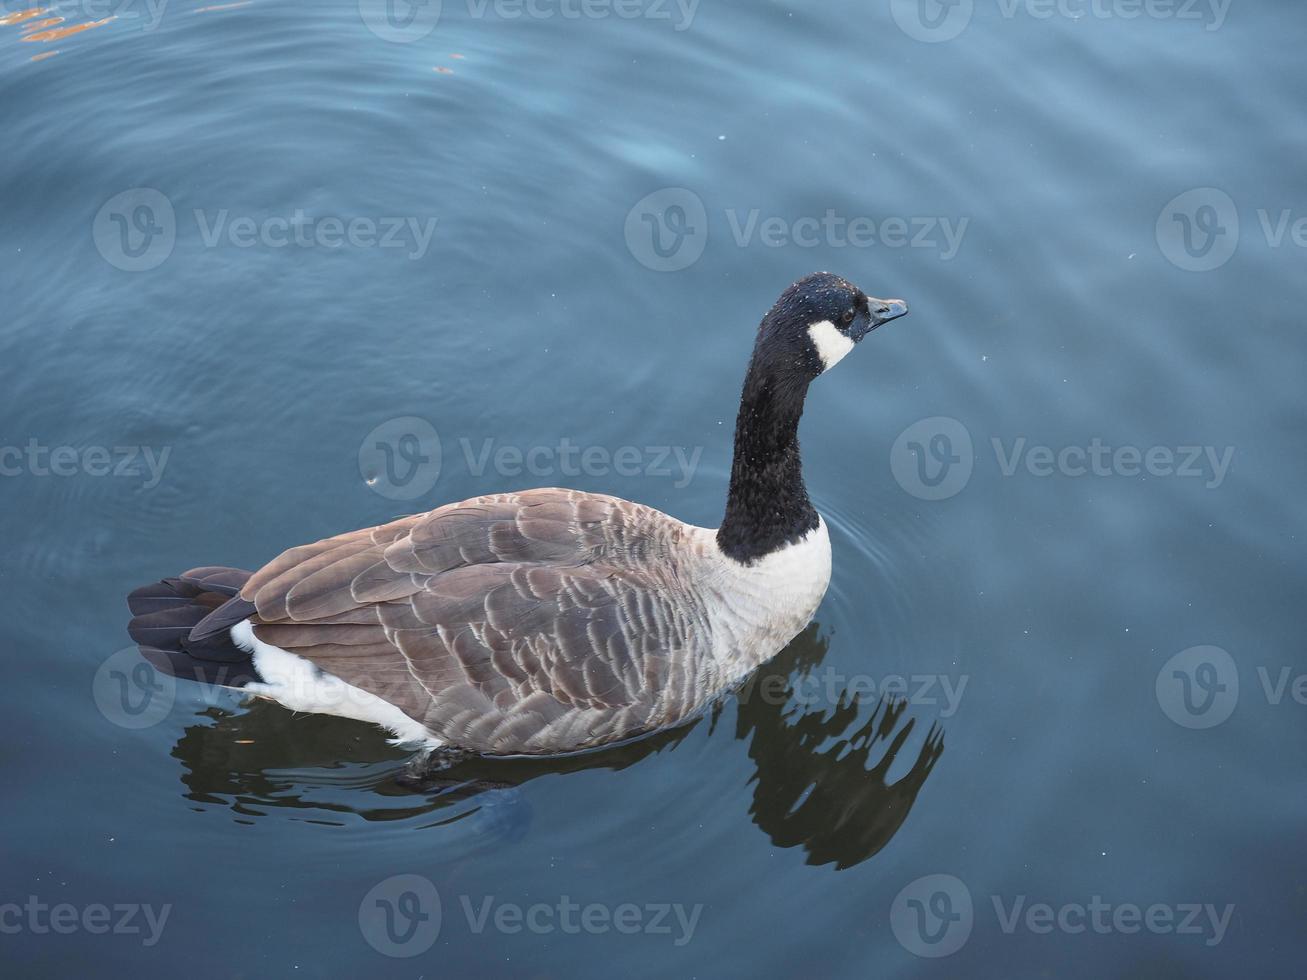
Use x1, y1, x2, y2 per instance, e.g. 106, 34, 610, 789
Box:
128, 273, 907, 756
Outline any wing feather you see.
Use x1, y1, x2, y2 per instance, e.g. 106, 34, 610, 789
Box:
236, 490, 710, 753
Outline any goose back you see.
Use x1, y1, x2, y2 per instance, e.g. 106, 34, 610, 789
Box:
236, 488, 727, 754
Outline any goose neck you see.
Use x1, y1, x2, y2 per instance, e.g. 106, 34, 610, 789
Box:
716, 354, 819, 564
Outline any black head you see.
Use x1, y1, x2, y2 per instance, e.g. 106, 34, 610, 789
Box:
756, 272, 908, 378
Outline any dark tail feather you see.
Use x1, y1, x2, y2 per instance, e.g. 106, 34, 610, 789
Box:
127, 567, 260, 687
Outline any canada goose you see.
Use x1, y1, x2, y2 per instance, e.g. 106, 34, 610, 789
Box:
127, 272, 908, 757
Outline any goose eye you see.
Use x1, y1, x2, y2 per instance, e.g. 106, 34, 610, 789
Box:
841, 310, 855, 326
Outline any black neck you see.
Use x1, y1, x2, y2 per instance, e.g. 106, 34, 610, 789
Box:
717, 349, 819, 564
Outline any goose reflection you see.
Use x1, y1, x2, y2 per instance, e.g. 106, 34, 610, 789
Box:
169, 624, 944, 868
730, 657, 944, 870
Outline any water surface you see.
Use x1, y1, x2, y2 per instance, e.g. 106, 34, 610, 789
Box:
1, 0, 1304, 976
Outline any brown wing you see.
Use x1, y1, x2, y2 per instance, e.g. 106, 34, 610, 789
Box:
239, 489, 711, 754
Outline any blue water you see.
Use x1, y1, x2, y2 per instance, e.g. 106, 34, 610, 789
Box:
2, 1, 1304, 976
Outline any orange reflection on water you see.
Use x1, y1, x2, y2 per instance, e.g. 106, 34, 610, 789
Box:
29, 48, 58, 61
0, 8, 47, 27
195, 1, 254, 11
21, 16, 112, 42
21, 17, 64, 33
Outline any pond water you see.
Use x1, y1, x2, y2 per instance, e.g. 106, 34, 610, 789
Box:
1, 0, 1303, 976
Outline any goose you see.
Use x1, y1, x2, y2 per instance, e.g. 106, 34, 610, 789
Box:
127, 272, 908, 757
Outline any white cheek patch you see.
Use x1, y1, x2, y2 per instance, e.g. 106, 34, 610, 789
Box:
807, 320, 855, 372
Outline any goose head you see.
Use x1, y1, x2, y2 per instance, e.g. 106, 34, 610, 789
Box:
756, 271, 908, 378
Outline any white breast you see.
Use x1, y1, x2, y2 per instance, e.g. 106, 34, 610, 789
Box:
697, 520, 833, 679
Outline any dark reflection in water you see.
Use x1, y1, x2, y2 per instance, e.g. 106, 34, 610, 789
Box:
170, 624, 944, 869
732, 659, 944, 871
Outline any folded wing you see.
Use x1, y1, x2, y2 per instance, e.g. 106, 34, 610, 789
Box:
237, 489, 710, 753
